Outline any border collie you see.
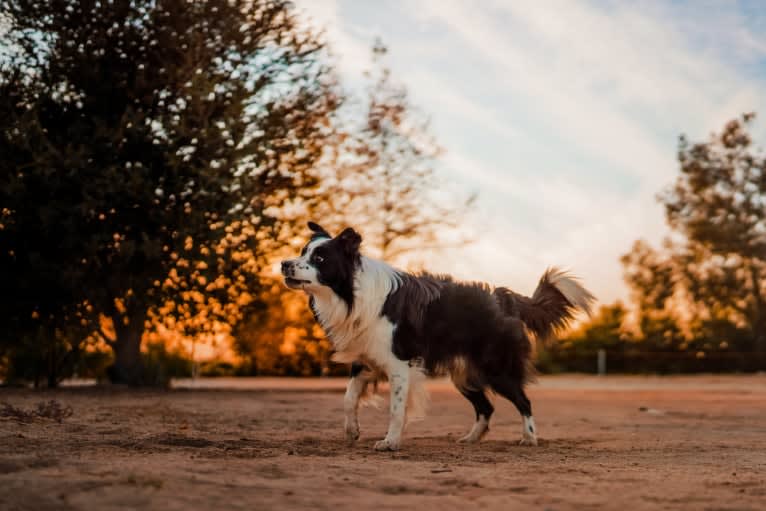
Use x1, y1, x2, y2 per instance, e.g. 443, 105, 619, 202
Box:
281, 222, 594, 451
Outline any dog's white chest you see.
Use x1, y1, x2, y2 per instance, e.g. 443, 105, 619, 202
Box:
308, 256, 401, 366
312, 295, 395, 367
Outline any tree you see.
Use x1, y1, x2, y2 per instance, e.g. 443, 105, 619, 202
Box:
621, 239, 677, 331
310, 40, 475, 263
660, 113, 766, 352
230, 41, 476, 374
0, 0, 338, 384
0, 53, 93, 386
230, 278, 335, 376
230, 42, 476, 374
539, 303, 628, 373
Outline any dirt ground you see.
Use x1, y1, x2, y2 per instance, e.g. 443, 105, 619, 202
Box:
1, 375, 765, 511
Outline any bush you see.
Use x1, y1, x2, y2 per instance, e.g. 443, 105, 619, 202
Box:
138, 343, 193, 386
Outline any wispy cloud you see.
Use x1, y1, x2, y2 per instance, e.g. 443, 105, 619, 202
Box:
293, 0, 370, 77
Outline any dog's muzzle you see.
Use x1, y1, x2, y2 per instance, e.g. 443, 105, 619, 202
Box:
281, 260, 309, 289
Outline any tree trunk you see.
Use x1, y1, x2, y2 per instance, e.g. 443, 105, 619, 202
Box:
108, 309, 147, 385
46, 344, 59, 389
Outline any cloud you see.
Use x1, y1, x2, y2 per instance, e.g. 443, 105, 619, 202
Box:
292, 0, 370, 78
433, 148, 666, 301
413, 0, 765, 179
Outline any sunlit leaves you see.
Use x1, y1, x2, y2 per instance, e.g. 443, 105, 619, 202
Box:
0, 0, 339, 382
619, 114, 766, 354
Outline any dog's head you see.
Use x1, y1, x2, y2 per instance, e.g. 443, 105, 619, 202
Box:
280, 222, 362, 304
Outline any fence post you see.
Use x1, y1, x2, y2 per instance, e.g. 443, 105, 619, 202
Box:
597, 349, 606, 376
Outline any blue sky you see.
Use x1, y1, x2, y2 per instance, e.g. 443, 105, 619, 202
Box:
295, 0, 766, 304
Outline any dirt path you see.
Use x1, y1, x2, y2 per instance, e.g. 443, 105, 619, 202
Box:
1, 375, 765, 510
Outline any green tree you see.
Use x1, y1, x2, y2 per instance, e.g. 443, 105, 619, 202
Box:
0, 0, 338, 384
660, 113, 766, 352
621, 239, 677, 332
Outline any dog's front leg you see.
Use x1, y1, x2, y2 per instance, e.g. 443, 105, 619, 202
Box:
374, 358, 409, 452
344, 362, 374, 443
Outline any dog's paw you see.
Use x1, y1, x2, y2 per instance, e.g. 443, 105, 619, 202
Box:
344, 417, 360, 444
457, 433, 482, 444
519, 436, 538, 446
344, 426, 360, 444
457, 424, 489, 444
373, 438, 400, 451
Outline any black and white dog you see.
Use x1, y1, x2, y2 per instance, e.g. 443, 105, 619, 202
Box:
281, 222, 594, 451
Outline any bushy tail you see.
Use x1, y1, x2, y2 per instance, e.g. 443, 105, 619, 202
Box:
494, 267, 595, 345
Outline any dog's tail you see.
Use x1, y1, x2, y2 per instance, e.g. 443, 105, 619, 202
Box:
494, 267, 595, 345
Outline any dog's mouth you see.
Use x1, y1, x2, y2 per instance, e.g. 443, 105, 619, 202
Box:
284, 277, 310, 289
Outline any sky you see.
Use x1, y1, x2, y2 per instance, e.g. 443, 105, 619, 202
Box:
294, 0, 766, 305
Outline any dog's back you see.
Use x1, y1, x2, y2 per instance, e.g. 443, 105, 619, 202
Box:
385, 275, 531, 384
383, 269, 593, 386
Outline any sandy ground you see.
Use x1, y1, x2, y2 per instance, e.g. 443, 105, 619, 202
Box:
1, 375, 765, 511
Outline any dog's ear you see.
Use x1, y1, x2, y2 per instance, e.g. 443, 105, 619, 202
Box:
307, 221, 330, 238
337, 227, 362, 256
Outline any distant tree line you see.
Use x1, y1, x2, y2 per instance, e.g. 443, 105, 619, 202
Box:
0, 1, 469, 385
544, 114, 766, 374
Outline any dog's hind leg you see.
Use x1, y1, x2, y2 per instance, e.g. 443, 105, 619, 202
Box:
344, 361, 375, 444
489, 375, 538, 446
455, 386, 494, 443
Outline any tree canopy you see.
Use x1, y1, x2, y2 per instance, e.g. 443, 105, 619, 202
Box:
560, 114, 766, 373
660, 113, 766, 351
0, 0, 339, 384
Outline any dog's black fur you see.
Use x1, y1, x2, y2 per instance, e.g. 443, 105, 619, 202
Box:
299, 222, 361, 311
384, 274, 535, 421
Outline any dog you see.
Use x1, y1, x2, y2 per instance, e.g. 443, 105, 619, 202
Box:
281, 222, 594, 451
